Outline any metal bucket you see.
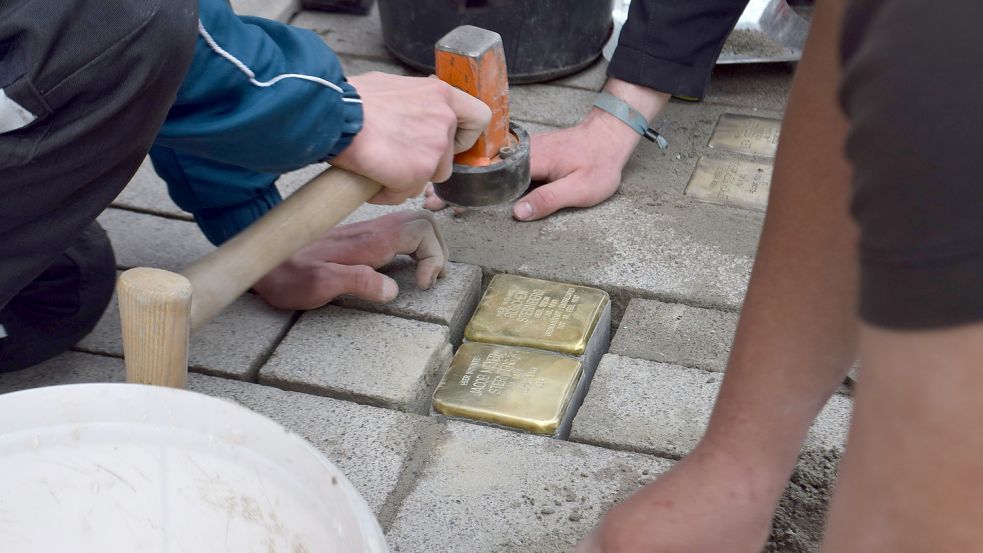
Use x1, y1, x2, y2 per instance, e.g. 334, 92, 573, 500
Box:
377, 0, 613, 84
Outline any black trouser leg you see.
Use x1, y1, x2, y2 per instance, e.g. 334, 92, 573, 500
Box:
0, 223, 116, 372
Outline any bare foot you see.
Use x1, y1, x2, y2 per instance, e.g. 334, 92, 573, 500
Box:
575, 444, 783, 553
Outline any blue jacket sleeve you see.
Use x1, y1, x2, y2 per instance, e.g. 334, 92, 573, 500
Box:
151, 0, 362, 244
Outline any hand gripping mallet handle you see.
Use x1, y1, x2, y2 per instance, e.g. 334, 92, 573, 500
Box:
117, 168, 382, 388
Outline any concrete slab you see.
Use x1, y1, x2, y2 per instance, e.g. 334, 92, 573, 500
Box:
112, 159, 188, 219
611, 299, 738, 372
259, 306, 452, 412
231, 0, 300, 21
421, 102, 773, 312
337, 54, 412, 78
333, 258, 482, 345
76, 281, 294, 380
570, 354, 852, 459
188, 374, 440, 515
292, 7, 389, 59
0, 352, 436, 515
114, 159, 335, 219
385, 421, 672, 553
707, 62, 794, 113
553, 58, 608, 91
98, 208, 213, 272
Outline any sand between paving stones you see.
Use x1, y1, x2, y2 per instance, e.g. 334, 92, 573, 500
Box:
767, 450, 840, 553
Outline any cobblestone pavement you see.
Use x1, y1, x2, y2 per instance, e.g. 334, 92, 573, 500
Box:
0, 3, 848, 552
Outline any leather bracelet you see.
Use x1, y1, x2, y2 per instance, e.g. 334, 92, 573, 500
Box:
592, 91, 668, 150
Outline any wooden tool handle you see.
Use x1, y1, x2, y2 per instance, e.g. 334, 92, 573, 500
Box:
182, 167, 382, 330
120, 167, 381, 388
118, 268, 193, 388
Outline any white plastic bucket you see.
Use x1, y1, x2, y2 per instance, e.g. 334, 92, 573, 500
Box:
0, 383, 389, 553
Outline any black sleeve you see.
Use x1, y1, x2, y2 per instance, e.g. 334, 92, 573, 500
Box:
607, 0, 750, 99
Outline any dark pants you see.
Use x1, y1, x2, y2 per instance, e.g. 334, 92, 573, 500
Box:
0, 223, 116, 372
0, 0, 198, 371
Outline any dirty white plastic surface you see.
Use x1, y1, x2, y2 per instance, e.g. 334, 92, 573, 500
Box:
0, 383, 388, 553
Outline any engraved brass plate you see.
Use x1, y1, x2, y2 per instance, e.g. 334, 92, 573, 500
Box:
465, 274, 609, 356
432, 343, 583, 435
708, 113, 782, 157
685, 156, 772, 211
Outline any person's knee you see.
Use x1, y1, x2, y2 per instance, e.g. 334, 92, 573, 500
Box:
0, 222, 116, 372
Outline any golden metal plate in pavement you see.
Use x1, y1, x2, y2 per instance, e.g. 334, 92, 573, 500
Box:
432, 343, 583, 435
685, 155, 772, 211
464, 274, 609, 356
708, 113, 782, 157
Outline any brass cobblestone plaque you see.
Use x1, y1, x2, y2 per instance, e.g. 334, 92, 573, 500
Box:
464, 274, 609, 356
685, 156, 772, 211
708, 113, 782, 157
432, 343, 583, 435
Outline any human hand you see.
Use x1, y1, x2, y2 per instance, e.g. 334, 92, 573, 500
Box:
423, 78, 670, 221
422, 111, 636, 217
419, 113, 632, 217
333, 72, 491, 206
253, 211, 448, 310
572, 444, 780, 553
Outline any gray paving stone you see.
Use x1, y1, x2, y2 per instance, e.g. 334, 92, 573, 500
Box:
337, 53, 412, 77
231, 0, 300, 21
509, 84, 597, 128
112, 158, 188, 219
423, 102, 773, 312
0, 351, 124, 392
550, 53, 792, 114
293, 7, 389, 59
553, 58, 608, 91
188, 374, 439, 515
98, 208, 213, 273
76, 280, 294, 380
333, 258, 482, 345
260, 306, 452, 412
114, 159, 333, 219
385, 421, 672, 553
611, 299, 738, 372
706, 62, 794, 113
570, 354, 852, 459
0, 351, 435, 515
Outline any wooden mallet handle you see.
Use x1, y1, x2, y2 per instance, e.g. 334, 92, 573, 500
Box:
119, 167, 382, 387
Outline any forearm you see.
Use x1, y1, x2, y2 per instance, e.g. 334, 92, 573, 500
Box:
700, 0, 855, 482
581, 78, 670, 168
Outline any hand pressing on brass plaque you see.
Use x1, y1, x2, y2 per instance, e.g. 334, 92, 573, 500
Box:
253, 211, 448, 310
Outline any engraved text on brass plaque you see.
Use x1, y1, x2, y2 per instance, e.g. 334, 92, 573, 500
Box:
464, 274, 609, 356
708, 113, 782, 157
432, 343, 583, 435
685, 156, 772, 211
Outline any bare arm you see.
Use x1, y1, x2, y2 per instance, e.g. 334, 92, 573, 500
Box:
701, 0, 855, 477
578, 0, 855, 550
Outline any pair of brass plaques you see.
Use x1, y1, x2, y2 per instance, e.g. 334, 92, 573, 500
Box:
686, 113, 782, 211
432, 275, 610, 435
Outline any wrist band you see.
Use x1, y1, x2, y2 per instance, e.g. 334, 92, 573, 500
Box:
593, 91, 669, 150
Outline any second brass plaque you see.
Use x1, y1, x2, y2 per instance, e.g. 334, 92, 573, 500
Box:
685, 156, 772, 211
464, 274, 610, 356
432, 343, 583, 436
708, 113, 782, 157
